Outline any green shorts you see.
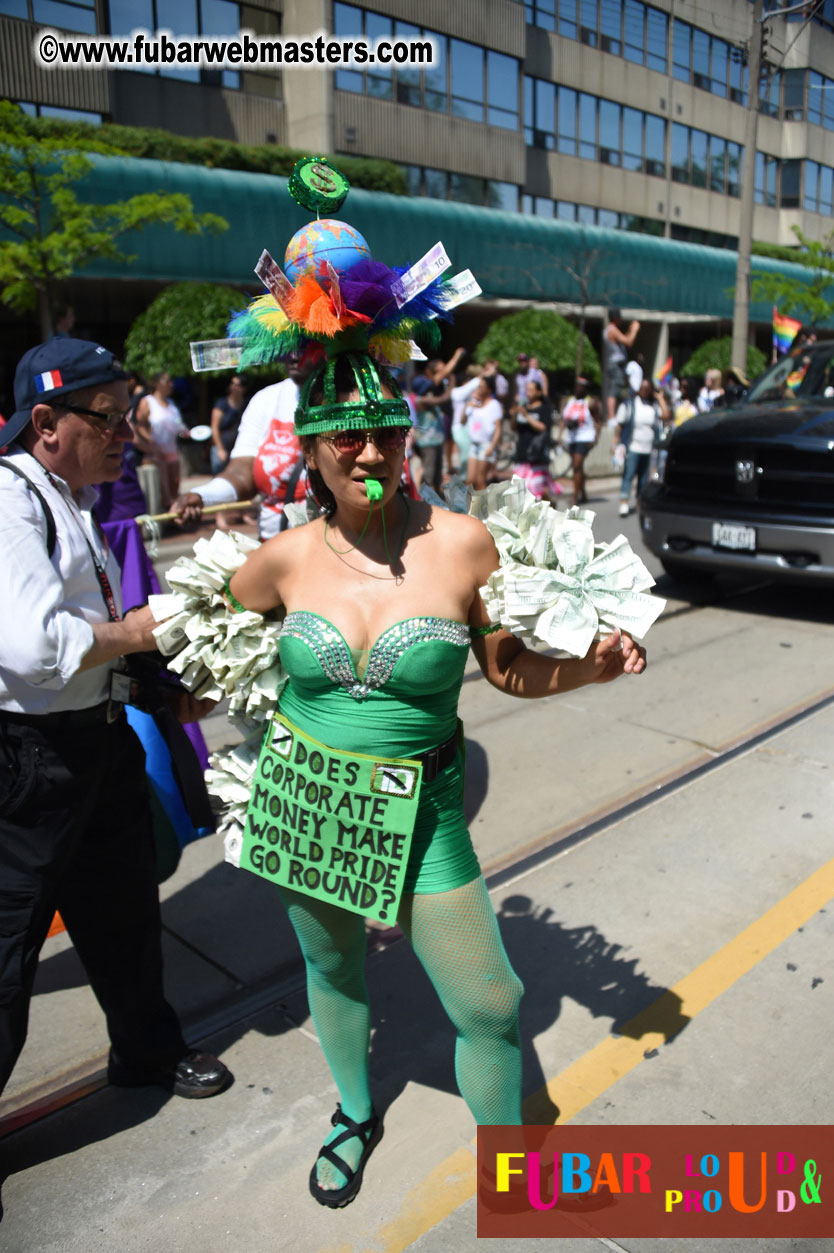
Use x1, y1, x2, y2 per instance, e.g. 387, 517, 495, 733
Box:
403, 748, 481, 894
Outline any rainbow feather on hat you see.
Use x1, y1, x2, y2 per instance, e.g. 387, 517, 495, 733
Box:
228, 156, 481, 370
229, 257, 450, 369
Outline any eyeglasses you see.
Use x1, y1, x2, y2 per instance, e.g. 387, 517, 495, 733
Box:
318, 427, 409, 456
58, 404, 132, 432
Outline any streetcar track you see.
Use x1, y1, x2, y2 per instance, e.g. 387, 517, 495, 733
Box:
3, 675, 832, 1141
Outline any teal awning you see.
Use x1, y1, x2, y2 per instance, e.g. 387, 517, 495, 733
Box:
79, 154, 828, 324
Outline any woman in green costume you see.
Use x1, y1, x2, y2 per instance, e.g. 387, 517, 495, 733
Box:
227, 351, 647, 1209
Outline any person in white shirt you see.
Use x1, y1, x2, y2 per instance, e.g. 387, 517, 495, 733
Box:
132, 370, 190, 508
697, 368, 725, 413
173, 357, 312, 539
464, 377, 503, 489
614, 378, 670, 515
0, 338, 231, 1103
557, 376, 601, 506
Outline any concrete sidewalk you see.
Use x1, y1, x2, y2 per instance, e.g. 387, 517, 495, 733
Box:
0, 696, 831, 1251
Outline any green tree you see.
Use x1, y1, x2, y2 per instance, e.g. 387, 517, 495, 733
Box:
123, 282, 244, 379
0, 101, 228, 338
474, 308, 600, 387
681, 336, 767, 381
751, 225, 834, 329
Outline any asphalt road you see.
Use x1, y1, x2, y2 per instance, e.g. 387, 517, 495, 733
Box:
1, 477, 832, 1251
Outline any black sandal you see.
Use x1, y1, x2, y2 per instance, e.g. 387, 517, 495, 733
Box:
308, 1104, 383, 1208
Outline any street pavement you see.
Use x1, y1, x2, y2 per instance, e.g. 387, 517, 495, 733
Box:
0, 474, 832, 1251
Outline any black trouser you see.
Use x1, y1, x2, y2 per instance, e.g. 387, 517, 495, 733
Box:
0, 710, 186, 1094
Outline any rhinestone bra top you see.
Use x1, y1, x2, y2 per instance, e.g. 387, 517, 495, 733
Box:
280, 611, 471, 700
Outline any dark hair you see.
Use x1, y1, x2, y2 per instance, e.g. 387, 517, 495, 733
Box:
299, 436, 337, 517
479, 375, 496, 396
150, 370, 170, 389
608, 308, 622, 323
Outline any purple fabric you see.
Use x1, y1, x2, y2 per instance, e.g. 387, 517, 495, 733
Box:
101, 517, 209, 771
95, 448, 147, 524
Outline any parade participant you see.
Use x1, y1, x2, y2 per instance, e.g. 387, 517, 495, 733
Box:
558, 376, 601, 505
0, 339, 231, 1101
602, 309, 640, 425
152, 158, 655, 1211
209, 373, 247, 473
133, 370, 190, 508
615, 377, 670, 516
513, 377, 560, 503
225, 352, 646, 1209
172, 356, 312, 538
464, 376, 503, 489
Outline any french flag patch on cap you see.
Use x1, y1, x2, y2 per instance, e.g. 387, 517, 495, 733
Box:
35, 370, 63, 392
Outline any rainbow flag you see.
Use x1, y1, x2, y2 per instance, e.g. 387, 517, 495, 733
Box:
773, 306, 802, 356
653, 355, 673, 387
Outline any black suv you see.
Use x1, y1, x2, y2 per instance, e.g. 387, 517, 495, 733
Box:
639, 341, 834, 586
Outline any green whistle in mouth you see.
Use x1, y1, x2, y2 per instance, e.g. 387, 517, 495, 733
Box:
365, 479, 383, 501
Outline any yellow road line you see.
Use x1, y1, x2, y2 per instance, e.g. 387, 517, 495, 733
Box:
335, 856, 834, 1253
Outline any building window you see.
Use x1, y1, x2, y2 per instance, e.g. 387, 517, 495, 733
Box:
524, 76, 555, 148
0, 0, 97, 32
780, 159, 801, 209
645, 113, 665, 177
488, 180, 518, 211
487, 51, 519, 129
557, 85, 577, 155
671, 122, 742, 196
533, 80, 667, 176
803, 160, 834, 216
335, 5, 518, 130
525, 0, 555, 33
107, 0, 278, 91
523, 195, 665, 235
783, 67, 805, 120
536, 0, 666, 70
674, 16, 748, 105
16, 101, 103, 122
670, 225, 737, 250
400, 164, 519, 211
754, 152, 779, 208
808, 70, 834, 130
759, 69, 780, 118
450, 37, 483, 121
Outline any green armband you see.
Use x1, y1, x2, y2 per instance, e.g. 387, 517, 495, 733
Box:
470, 622, 503, 638
223, 577, 248, 615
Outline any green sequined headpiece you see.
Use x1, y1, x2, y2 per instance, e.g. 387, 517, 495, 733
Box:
295, 351, 410, 436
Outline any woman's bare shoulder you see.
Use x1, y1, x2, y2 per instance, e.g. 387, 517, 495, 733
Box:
428, 505, 496, 556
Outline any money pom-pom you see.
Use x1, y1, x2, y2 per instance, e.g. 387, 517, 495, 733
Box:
470, 477, 666, 657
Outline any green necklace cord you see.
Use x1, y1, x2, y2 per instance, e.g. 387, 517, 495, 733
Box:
324, 494, 411, 567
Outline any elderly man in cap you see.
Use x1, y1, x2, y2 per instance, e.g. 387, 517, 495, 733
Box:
0, 339, 231, 1100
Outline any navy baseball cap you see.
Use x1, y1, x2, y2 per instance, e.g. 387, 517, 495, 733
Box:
4, 339, 128, 447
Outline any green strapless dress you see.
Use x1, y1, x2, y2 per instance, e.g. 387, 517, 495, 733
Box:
277, 611, 481, 894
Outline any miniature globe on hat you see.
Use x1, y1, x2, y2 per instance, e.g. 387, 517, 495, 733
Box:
283, 219, 371, 283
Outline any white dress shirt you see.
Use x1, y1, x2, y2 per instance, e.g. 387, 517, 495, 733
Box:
0, 447, 123, 713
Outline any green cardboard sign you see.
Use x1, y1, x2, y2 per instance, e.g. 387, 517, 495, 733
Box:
241, 714, 422, 924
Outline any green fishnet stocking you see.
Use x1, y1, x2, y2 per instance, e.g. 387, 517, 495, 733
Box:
281, 876, 523, 1194
279, 888, 373, 1191
398, 876, 524, 1125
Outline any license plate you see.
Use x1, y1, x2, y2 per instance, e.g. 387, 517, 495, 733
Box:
712, 522, 756, 551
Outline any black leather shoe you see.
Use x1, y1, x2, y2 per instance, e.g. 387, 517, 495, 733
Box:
108, 1049, 232, 1099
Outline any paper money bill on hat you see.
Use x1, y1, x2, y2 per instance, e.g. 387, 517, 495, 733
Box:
189, 339, 244, 372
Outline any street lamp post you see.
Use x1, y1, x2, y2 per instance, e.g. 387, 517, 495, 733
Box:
731, 0, 764, 375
